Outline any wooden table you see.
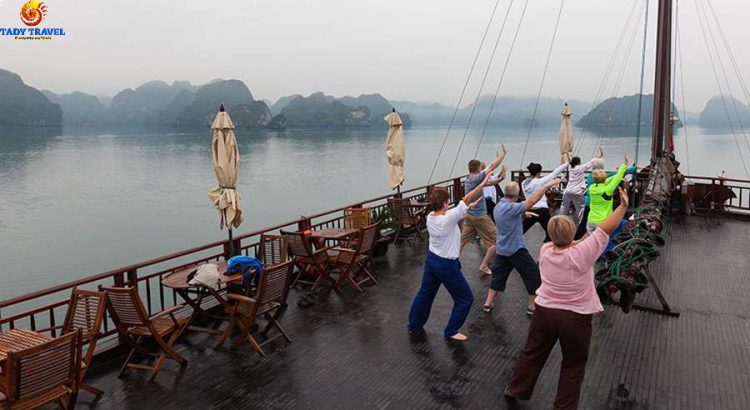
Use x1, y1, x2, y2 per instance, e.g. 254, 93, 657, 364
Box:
162, 261, 247, 335
0, 329, 52, 363
310, 228, 359, 241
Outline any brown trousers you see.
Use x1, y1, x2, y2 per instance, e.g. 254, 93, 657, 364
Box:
507, 304, 593, 410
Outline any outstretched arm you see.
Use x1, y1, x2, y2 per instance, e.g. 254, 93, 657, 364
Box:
540, 162, 569, 184
604, 155, 629, 194
524, 178, 560, 210
483, 144, 508, 174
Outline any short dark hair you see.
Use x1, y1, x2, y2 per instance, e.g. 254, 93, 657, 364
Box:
527, 162, 542, 176
468, 159, 482, 173
569, 156, 581, 167
429, 187, 451, 211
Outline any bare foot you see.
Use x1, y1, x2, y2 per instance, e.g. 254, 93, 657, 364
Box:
449, 332, 468, 341
479, 265, 492, 275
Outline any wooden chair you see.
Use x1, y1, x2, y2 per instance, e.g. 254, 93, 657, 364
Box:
281, 230, 334, 290
329, 223, 380, 292
341, 207, 372, 249
99, 286, 189, 382
51, 288, 107, 397
0, 330, 81, 410
215, 261, 294, 356
256, 234, 288, 267
388, 198, 425, 243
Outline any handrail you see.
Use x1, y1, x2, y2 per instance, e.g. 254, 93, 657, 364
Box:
0, 175, 461, 314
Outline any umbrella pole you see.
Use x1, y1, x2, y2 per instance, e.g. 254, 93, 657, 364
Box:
228, 228, 235, 257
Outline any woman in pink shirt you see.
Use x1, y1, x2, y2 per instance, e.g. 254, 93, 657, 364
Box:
504, 187, 630, 410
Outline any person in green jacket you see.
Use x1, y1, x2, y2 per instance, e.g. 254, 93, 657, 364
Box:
587, 154, 630, 234
574, 158, 637, 240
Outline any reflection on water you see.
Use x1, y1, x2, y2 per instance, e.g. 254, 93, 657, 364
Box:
0, 125, 744, 299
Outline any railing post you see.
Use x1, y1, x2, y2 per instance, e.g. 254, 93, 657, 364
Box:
452, 177, 463, 204
126, 269, 138, 287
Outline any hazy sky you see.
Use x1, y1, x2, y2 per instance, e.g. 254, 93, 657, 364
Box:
2, 0, 749, 111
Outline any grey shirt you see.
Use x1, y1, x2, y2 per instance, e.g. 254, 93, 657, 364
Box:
465, 171, 487, 217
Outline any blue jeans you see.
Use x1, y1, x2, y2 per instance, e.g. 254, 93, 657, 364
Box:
408, 252, 474, 338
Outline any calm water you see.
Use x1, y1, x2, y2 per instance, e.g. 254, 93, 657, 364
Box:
0, 125, 745, 300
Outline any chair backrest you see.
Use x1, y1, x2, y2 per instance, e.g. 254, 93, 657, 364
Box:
99, 286, 149, 329
63, 288, 107, 342
257, 234, 288, 267
257, 261, 294, 306
344, 207, 372, 229
4, 330, 81, 403
388, 198, 414, 221
281, 230, 314, 259
358, 223, 380, 255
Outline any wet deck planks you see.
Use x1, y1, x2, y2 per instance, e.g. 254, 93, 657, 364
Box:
83, 215, 750, 409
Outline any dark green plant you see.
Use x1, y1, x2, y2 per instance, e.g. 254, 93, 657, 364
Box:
371, 207, 397, 233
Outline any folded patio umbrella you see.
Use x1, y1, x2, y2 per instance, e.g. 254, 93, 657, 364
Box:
385, 110, 405, 190
208, 105, 243, 253
559, 102, 574, 164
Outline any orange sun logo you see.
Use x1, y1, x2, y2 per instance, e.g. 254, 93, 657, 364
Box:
20, 1, 47, 27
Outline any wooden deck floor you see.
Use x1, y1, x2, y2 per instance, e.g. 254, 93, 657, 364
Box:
82, 215, 750, 409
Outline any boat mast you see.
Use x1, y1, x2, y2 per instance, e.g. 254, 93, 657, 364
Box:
651, 0, 673, 159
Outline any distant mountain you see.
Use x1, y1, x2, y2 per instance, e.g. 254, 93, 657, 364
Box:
271, 94, 302, 115
0, 69, 61, 127
107, 80, 197, 125
578, 94, 681, 129
175, 79, 278, 128
390, 100, 455, 126
338, 94, 412, 129
42, 90, 107, 126
698, 95, 750, 129
281, 92, 371, 129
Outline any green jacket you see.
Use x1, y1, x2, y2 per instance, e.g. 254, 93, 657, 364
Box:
588, 163, 628, 224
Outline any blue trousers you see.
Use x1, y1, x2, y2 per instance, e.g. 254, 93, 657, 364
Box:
408, 252, 474, 338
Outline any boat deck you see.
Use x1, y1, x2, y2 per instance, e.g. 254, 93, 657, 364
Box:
83, 215, 750, 409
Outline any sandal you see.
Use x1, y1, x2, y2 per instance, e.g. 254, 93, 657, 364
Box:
483, 304, 494, 313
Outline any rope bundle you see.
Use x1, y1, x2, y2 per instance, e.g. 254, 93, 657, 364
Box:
595, 201, 666, 313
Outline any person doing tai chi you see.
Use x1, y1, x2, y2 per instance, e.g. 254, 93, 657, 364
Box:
407, 164, 497, 342
587, 154, 630, 234
521, 162, 567, 242
482, 178, 560, 315
560, 149, 603, 225
504, 187, 631, 410
460, 146, 508, 275
574, 157, 636, 240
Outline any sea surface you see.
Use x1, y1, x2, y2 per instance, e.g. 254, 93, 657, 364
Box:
0, 125, 745, 300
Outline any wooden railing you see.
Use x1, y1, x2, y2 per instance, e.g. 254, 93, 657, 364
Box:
0, 176, 464, 344
510, 169, 750, 214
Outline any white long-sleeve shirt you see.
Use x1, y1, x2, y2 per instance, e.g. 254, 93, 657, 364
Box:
426, 201, 468, 259
521, 163, 567, 209
564, 159, 595, 195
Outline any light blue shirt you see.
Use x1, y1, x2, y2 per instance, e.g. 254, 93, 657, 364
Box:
465, 171, 486, 217
494, 198, 526, 256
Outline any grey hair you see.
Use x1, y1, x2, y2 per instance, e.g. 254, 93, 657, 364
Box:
590, 158, 605, 170
505, 182, 520, 198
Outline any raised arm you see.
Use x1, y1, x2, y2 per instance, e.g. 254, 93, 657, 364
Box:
598, 187, 629, 234
540, 162, 568, 184
487, 165, 507, 185
524, 178, 560, 210
483, 144, 508, 174
604, 155, 629, 194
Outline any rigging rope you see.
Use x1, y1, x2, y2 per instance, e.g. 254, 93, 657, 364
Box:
518, 0, 566, 169
697, 0, 750, 156
705, 0, 750, 107
448, 0, 517, 178
694, 0, 749, 178
472, 0, 531, 159
573, 0, 642, 155
634, 0, 651, 167
427, 0, 501, 184
590, 0, 647, 157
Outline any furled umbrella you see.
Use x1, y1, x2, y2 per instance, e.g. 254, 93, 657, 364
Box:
385, 109, 405, 191
208, 104, 244, 256
559, 102, 574, 164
